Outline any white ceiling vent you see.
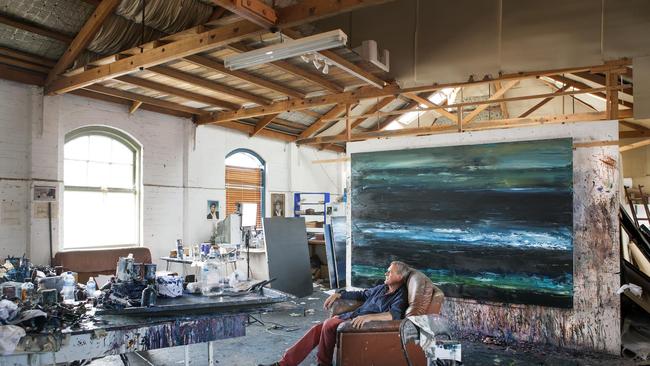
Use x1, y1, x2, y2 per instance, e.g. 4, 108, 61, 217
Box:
357, 40, 389, 72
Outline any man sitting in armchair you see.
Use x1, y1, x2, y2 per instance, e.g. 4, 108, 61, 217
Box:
260, 261, 412, 366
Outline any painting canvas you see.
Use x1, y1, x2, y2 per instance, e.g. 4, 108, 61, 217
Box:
351, 138, 574, 308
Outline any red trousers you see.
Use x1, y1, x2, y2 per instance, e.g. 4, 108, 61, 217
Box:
280, 316, 345, 366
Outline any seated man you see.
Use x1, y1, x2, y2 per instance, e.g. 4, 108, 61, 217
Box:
260, 261, 411, 366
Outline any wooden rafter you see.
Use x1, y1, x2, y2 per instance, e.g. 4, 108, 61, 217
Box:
148, 65, 267, 106
251, 113, 279, 137
621, 131, 650, 139
518, 84, 570, 118
0, 46, 55, 68
297, 110, 633, 146
374, 99, 419, 131
0, 13, 73, 43
298, 104, 348, 139
326, 96, 396, 139
47, 0, 388, 95
129, 101, 143, 114
71, 89, 192, 118
115, 75, 241, 110
545, 74, 633, 109
198, 61, 630, 125
46, 0, 120, 85
0, 63, 46, 86
0, 55, 50, 73
282, 29, 386, 88
227, 42, 344, 93
403, 93, 456, 120
463, 80, 518, 124
210, 0, 277, 28
183, 55, 306, 98
493, 82, 509, 118
85, 84, 207, 116
574, 71, 633, 96
620, 121, 650, 131
621, 139, 650, 152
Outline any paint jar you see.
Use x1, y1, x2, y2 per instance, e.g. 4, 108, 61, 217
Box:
21, 280, 34, 302
2, 285, 16, 299
144, 264, 157, 281
176, 239, 184, 260
41, 289, 58, 306
141, 283, 157, 307
131, 263, 144, 281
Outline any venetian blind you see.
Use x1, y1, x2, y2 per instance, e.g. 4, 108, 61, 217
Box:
225, 165, 262, 228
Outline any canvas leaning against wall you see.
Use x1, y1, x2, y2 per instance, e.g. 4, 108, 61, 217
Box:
351, 138, 574, 308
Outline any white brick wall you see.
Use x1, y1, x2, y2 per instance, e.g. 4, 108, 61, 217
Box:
0, 79, 341, 266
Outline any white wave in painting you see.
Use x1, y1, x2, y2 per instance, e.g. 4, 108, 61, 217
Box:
356, 222, 572, 251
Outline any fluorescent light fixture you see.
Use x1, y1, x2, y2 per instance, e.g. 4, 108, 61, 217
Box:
224, 29, 348, 70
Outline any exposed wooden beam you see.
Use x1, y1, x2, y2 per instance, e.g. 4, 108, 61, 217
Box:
0, 13, 73, 43
85, 84, 207, 116
116, 75, 241, 110
210, 0, 277, 28
227, 42, 344, 93
198, 62, 630, 125
297, 110, 633, 145
47, 20, 262, 95
148, 65, 266, 106
251, 113, 279, 137
0, 55, 50, 73
271, 118, 307, 131
403, 93, 456, 120
545, 74, 633, 109
374, 99, 418, 131
298, 104, 348, 139
129, 101, 143, 114
620, 139, 650, 152
606, 71, 620, 119
282, 29, 386, 88
0, 46, 56, 68
518, 84, 570, 118
0, 63, 45, 86
463, 80, 518, 124
494, 82, 509, 118
620, 121, 650, 131
46, 0, 120, 85
621, 130, 650, 139
574, 71, 633, 96
47, 0, 387, 95
71, 89, 193, 118
183, 54, 305, 98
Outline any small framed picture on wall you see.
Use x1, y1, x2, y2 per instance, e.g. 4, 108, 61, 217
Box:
271, 193, 285, 217
206, 200, 219, 220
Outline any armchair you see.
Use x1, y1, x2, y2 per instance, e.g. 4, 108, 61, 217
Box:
331, 270, 444, 366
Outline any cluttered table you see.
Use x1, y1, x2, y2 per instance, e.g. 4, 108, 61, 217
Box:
1, 287, 288, 366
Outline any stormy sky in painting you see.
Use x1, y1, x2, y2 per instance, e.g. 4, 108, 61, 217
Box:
351, 138, 574, 308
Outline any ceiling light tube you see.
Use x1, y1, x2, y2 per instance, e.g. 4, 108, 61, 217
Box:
224, 29, 348, 70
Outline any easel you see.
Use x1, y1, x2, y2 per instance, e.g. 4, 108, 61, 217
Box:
624, 185, 650, 229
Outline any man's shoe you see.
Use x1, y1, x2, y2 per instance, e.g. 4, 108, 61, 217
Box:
257, 363, 279, 366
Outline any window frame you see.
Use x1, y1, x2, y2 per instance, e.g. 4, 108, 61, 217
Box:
63, 126, 143, 249
225, 148, 266, 225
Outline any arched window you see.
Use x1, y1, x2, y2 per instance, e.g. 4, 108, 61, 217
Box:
63, 127, 141, 248
225, 149, 265, 228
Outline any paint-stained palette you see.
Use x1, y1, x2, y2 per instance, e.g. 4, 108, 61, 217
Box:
351, 138, 574, 308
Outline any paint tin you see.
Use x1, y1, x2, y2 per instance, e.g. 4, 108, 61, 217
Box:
132, 263, 144, 281
144, 264, 157, 281
2, 285, 16, 299
200, 243, 211, 256
41, 289, 58, 306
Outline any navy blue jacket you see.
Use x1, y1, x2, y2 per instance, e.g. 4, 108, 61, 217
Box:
338, 284, 408, 320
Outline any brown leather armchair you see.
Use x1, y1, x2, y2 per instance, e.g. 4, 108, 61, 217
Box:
53, 247, 152, 283
331, 270, 444, 366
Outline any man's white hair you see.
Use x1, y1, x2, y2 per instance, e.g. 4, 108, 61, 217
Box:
390, 261, 411, 279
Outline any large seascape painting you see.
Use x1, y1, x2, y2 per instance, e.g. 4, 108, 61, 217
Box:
351, 138, 574, 308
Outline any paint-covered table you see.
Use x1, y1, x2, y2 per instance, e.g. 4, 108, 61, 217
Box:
1, 288, 288, 366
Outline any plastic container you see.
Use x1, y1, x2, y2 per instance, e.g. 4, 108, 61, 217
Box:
61, 271, 76, 302
86, 277, 97, 298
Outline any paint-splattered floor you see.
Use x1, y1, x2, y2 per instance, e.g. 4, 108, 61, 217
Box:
88, 285, 637, 366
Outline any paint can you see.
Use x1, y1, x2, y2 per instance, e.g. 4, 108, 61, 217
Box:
132, 263, 144, 281
41, 289, 58, 306
116, 256, 134, 282
200, 243, 211, 256
2, 285, 16, 299
144, 264, 157, 281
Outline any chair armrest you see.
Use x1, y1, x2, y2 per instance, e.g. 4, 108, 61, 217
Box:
330, 299, 363, 316
337, 319, 402, 333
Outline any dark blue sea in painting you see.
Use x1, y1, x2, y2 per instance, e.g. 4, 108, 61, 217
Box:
351, 138, 574, 308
